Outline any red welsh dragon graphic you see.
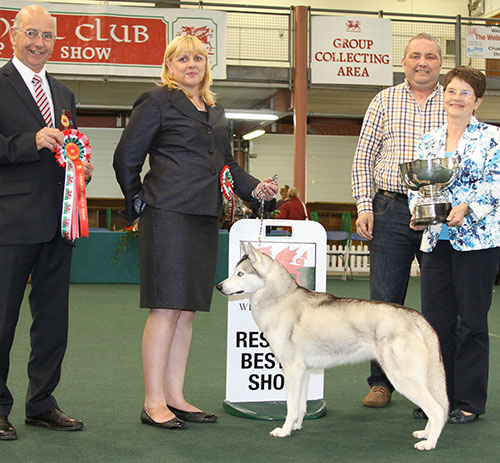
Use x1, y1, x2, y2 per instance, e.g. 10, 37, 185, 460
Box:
177, 26, 214, 52
346, 20, 361, 32
259, 246, 307, 284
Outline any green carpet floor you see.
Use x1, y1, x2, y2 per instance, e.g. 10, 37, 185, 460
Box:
3, 278, 500, 462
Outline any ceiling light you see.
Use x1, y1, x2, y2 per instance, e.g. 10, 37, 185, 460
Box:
242, 129, 266, 141
226, 110, 279, 121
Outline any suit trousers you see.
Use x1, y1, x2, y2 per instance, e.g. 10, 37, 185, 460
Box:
0, 232, 72, 417
367, 192, 423, 391
420, 240, 499, 415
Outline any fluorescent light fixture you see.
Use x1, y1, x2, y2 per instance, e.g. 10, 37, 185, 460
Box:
242, 129, 266, 141
226, 110, 279, 121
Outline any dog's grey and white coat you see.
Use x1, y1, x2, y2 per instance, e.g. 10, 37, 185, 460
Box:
217, 244, 448, 451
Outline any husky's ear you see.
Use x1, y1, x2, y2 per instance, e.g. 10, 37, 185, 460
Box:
240, 241, 249, 256
247, 243, 264, 264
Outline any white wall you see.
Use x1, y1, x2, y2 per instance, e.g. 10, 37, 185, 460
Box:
82, 128, 123, 198
485, 0, 500, 16
83, 128, 357, 204
249, 133, 357, 203
82, 127, 149, 199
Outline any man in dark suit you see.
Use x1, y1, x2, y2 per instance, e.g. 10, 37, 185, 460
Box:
0, 5, 93, 440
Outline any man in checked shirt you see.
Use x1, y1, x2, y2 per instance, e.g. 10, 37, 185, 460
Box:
352, 33, 446, 413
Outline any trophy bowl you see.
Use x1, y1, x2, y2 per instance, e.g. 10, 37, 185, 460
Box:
399, 158, 458, 226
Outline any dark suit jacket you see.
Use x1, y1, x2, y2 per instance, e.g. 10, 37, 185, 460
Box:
113, 87, 260, 222
0, 60, 77, 245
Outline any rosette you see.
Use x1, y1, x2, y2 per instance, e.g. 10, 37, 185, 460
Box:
220, 165, 234, 200
54, 129, 91, 240
220, 165, 236, 228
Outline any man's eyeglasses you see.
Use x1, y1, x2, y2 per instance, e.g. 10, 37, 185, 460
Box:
445, 88, 474, 98
16, 28, 55, 42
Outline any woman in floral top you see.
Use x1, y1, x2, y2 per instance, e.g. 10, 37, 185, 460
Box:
409, 66, 500, 424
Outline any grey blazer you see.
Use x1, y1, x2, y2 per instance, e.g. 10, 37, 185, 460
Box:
0, 60, 76, 245
113, 87, 260, 222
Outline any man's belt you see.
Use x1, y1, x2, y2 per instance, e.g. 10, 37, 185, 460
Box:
377, 189, 408, 203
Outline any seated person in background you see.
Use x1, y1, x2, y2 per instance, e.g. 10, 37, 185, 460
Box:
275, 187, 311, 220
276, 184, 290, 210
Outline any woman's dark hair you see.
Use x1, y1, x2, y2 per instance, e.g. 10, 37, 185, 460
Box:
443, 66, 486, 99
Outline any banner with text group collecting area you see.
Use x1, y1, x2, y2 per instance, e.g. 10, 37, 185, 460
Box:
0, 1, 226, 79
311, 15, 392, 86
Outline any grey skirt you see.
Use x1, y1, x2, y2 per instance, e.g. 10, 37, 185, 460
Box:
138, 206, 219, 311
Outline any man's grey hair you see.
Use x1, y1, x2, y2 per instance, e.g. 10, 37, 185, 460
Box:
12, 5, 56, 33
404, 33, 442, 59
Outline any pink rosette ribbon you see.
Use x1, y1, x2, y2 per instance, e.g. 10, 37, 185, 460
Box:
54, 129, 91, 240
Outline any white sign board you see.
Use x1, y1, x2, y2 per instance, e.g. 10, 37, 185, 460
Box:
466, 25, 500, 58
311, 16, 392, 85
225, 219, 326, 403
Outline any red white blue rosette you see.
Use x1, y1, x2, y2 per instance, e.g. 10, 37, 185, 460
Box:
54, 129, 91, 240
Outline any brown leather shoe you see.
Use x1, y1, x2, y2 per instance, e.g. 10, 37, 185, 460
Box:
363, 386, 391, 408
25, 407, 84, 431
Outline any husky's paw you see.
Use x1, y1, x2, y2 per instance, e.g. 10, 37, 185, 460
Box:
412, 429, 428, 439
270, 427, 290, 438
414, 440, 436, 451
292, 422, 302, 431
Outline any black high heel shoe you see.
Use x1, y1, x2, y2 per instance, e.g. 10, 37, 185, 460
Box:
140, 408, 185, 429
167, 405, 217, 423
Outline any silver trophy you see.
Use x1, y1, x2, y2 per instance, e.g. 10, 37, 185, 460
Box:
399, 158, 458, 226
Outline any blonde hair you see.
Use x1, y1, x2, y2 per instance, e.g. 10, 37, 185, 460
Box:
287, 187, 299, 199
160, 35, 216, 107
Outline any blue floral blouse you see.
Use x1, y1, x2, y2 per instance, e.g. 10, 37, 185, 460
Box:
408, 116, 500, 253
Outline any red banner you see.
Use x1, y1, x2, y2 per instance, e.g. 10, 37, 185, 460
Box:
0, 9, 167, 66
0, 3, 226, 78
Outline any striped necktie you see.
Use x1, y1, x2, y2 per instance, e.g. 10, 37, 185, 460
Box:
32, 74, 54, 128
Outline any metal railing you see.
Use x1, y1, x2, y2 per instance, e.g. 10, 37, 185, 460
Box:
51, 2, 500, 74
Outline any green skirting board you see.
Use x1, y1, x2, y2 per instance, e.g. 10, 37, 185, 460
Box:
70, 229, 229, 283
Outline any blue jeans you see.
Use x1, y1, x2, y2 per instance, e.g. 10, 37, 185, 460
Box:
367, 192, 423, 390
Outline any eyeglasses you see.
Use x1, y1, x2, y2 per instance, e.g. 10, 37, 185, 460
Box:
445, 88, 474, 98
16, 28, 55, 42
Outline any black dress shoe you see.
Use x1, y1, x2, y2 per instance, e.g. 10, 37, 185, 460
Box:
25, 407, 84, 431
0, 416, 17, 440
412, 408, 427, 419
448, 409, 479, 424
140, 408, 185, 429
167, 405, 217, 423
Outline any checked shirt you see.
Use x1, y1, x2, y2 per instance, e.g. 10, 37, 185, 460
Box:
352, 80, 445, 215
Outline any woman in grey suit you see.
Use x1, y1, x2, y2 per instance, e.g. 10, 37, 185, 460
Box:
113, 35, 277, 429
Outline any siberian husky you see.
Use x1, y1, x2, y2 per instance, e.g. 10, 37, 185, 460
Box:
216, 244, 448, 451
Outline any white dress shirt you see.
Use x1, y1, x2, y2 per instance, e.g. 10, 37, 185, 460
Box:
12, 56, 55, 127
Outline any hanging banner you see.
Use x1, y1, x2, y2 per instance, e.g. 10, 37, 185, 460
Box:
466, 25, 500, 58
0, 1, 226, 78
311, 16, 392, 86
